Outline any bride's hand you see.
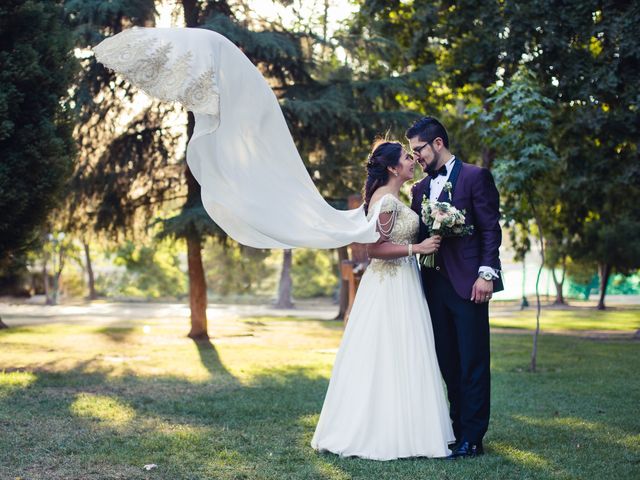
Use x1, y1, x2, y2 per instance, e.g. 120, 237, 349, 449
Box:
414, 235, 441, 255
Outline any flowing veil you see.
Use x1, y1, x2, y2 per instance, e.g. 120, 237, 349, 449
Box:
93, 27, 383, 249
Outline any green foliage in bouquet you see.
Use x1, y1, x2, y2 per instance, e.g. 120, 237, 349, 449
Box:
421, 200, 474, 237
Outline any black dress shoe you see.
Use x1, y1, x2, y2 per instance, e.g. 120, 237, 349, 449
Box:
446, 440, 484, 459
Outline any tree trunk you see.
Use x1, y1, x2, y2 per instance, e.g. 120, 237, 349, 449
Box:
174, 0, 209, 339
52, 272, 61, 305
184, 111, 209, 339
321, 0, 329, 59
43, 251, 53, 305
530, 203, 545, 373
83, 241, 97, 300
520, 259, 529, 309
187, 234, 208, 340
335, 246, 349, 320
481, 104, 496, 169
275, 249, 294, 309
481, 147, 495, 169
597, 263, 611, 311
182, 0, 198, 27
50, 246, 66, 306
551, 257, 567, 305
0, 317, 8, 329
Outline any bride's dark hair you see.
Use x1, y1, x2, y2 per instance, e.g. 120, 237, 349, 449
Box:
363, 140, 403, 214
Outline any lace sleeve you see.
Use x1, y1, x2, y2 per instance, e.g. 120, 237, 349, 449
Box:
378, 195, 398, 214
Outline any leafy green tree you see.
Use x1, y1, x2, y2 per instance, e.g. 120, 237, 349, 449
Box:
59, 0, 184, 300
469, 66, 557, 372
357, 0, 640, 311
292, 249, 338, 298
203, 240, 274, 298
100, 239, 187, 299
534, 1, 640, 309
574, 216, 640, 309
0, 0, 77, 267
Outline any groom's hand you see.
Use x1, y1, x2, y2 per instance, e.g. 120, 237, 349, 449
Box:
471, 278, 493, 303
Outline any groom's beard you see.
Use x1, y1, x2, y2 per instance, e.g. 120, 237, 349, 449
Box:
424, 151, 441, 175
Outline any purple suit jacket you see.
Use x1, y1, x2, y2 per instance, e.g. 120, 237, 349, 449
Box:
410, 158, 503, 300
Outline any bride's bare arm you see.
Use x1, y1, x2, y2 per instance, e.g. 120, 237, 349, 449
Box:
367, 211, 442, 259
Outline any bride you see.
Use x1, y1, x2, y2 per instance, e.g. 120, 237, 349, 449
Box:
93, 27, 454, 461
310, 140, 454, 460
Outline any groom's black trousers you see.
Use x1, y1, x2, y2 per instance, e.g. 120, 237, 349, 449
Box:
421, 268, 491, 445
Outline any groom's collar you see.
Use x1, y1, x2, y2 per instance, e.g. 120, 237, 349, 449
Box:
443, 155, 456, 174
424, 155, 457, 185
423, 156, 462, 201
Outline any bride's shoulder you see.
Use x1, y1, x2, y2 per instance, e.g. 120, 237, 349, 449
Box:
369, 191, 401, 213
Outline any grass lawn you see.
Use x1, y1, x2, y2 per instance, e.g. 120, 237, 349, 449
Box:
0, 308, 639, 479
490, 305, 640, 332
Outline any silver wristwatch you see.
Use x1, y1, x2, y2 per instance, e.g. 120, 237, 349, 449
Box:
479, 271, 494, 281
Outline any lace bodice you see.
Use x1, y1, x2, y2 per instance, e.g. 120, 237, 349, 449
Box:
366, 194, 419, 277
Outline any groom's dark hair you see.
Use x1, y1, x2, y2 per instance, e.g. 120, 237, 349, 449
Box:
405, 117, 449, 149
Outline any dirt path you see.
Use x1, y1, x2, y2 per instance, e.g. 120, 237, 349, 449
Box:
1, 297, 638, 340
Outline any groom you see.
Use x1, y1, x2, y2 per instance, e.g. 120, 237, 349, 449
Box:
407, 117, 503, 459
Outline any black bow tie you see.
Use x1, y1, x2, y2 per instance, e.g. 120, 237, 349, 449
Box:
429, 165, 447, 180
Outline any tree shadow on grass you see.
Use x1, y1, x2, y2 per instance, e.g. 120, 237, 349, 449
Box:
0, 361, 335, 479
192, 337, 232, 379
95, 326, 137, 343
6, 358, 636, 480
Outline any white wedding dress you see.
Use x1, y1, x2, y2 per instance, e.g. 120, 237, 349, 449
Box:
311, 194, 454, 460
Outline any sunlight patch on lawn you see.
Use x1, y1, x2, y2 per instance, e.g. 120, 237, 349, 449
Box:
309, 457, 351, 480
0, 371, 37, 398
70, 393, 135, 426
491, 441, 552, 469
514, 414, 603, 431
0, 370, 37, 387
297, 413, 320, 429
491, 309, 640, 332
513, 414, 640, 451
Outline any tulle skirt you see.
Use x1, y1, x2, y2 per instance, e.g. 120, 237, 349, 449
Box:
311, 258, 454, 460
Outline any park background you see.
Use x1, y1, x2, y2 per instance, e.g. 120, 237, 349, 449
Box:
1, 0, 639, 479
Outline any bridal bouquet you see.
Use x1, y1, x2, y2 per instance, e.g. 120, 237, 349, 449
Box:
420, 185, 474, 267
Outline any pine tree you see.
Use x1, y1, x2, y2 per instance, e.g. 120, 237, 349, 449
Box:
57, 0, 185, 301
0, 0, 77, 269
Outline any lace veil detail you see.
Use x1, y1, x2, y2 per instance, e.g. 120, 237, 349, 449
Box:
93, 28, 220, 120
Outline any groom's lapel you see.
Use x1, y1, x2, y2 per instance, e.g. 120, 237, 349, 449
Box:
419, 178, 432, 241
437, 158, 462, 202
424, 177, 432, 202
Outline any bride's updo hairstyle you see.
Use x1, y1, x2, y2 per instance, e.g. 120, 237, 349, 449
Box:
363, 140, 403, 214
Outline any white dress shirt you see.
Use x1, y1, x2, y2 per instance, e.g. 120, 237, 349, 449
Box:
429, 156, 456, 202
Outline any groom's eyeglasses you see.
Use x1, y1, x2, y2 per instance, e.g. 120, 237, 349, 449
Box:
412, 141, 433, 156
